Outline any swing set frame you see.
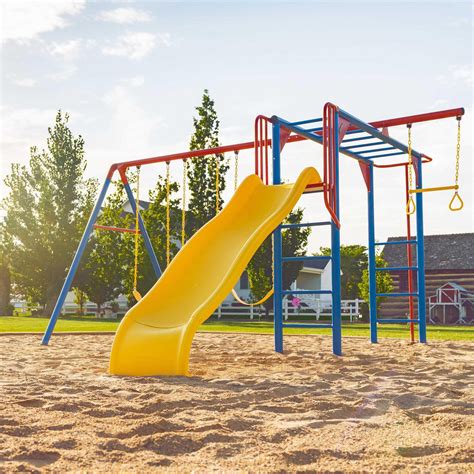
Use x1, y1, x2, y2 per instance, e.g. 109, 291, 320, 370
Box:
41, 103, 465, 353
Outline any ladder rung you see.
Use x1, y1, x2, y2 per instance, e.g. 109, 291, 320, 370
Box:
375, 266, 418, 272
282, 256, 331, 262
280, 221, 332, 229
409, 185, 457, 194
377, 319, 420, 324
374, 240, 417, 246
282, 290, 332, 295
283, 323, 332, 329
376, 292, 418, 297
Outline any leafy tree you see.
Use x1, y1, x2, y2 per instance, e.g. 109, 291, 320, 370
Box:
359, 251, 393, 318
0, 226, 12, 315
126, 173, 181, 300
246, 208, 311, 318
317, 244, 368, 299
80, 180, 129, 312
1, 111, 97, 315
187, 89, 229, 234
72, 287, 88, 315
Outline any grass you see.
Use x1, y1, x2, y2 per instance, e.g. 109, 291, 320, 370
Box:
0, 315, 473, 341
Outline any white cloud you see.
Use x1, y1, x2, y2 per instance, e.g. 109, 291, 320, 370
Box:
47, 39, 82, 60
11, 77, 36, 87
96, 7, 151, 24
122, 76, 145, 87
102, 32, 168, 60
0, 0, 85, 43
437, 65, 473, 87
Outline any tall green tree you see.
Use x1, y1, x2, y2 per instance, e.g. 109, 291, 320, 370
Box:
246, 208, 311, 317
79, 180, 130, 312
1, 111, 97, 315
0, 225, 12, 315
317, 244, 368, 299
187, 89, 229, 234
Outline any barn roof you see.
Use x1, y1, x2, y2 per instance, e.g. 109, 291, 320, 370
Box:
382, 233, 474, 270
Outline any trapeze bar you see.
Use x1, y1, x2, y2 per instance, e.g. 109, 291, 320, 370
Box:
409, 185, 458, 194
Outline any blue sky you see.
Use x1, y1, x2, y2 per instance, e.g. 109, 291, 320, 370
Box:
1, 1, 472, 250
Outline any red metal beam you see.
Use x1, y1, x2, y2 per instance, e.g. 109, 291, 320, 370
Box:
106, 107, 464, 178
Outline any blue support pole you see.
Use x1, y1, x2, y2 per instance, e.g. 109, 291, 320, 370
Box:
272, 122, 283, 353
415, 158, 427, 343
122, 182, 162, 279
367, 163, 378, 343
41, 177, 112, 345
331, 112, 342, 356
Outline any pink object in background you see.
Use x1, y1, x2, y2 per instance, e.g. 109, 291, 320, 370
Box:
291, 297, 301, 308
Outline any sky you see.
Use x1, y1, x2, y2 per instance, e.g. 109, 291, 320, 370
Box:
0, 0, 472, 252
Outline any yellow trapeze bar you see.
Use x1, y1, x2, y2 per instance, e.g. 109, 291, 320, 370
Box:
409, 185, 458, 194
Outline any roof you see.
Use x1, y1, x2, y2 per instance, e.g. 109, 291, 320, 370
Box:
438, 282, 474, 296
382, 233, 474, 270
302, 260, 330, 271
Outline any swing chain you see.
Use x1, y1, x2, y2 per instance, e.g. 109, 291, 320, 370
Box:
166, 161, 171, 266
132, 166, 142, 301
406, 124, 416, 215
234, 150, 239, 192
449, 116, 464, 211
181, 159, 187, 247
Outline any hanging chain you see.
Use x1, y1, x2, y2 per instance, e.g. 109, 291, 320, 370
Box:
234, 150, 239, 192
454, 117, 461, 189
181, 159, 187, 248
406, 124, 416, 215
215, 154, 220, 214
133, 166, 141, 300
166, 161, 171, 266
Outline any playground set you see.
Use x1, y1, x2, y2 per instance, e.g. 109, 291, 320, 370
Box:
41, 103, 465, 376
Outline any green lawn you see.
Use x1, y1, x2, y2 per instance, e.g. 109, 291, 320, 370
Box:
1, 316, 473, 341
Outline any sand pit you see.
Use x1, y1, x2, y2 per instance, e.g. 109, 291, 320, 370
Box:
0, 333, 473, 472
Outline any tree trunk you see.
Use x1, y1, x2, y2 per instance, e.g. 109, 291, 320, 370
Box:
0, 265, 11, 315
43, 295, 58, 317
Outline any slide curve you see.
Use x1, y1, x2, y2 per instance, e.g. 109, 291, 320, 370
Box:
109, 166, 321, 376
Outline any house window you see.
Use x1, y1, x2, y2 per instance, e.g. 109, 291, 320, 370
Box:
240, 272, 249, 290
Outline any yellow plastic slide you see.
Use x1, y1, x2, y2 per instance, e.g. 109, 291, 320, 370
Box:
109, 167, 321, 376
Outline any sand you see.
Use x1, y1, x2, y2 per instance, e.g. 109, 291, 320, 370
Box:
0, 333, 473, 473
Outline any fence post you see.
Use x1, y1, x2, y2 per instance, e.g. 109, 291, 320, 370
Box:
217, 304, 221, 319
250, 305, 254, 320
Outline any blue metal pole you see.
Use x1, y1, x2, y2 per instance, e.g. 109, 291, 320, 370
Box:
367, 163, 378, 343
123, 182, 162, 278
415, 158, 427, 343
41, 177, 112, 345
331, 111, 342, 356
272, 123, 283, 353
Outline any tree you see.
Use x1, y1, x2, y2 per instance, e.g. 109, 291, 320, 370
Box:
317, 244, 368, 299
246, 208, 311, 317
359, 251, 393, 319
126, 173, 181, 300
72, 287, 88, 315
1, 111, 97, 315
187, 89, 229, 235
0, 225, 12, 315
79, 180, 129, 313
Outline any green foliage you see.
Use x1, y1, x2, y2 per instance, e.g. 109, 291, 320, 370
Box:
0, 226, 12, 315
187, 89, 229, 234
80, 180, 129, 310
359, 251, 393, 311
1, 111, 97, 315
72, 287, 88, 315
318, 244, 368, 299
246, 208, 311, 316
130, 173, 181, 300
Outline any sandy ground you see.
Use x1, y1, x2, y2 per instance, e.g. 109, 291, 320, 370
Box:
0, 333, 473, 473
